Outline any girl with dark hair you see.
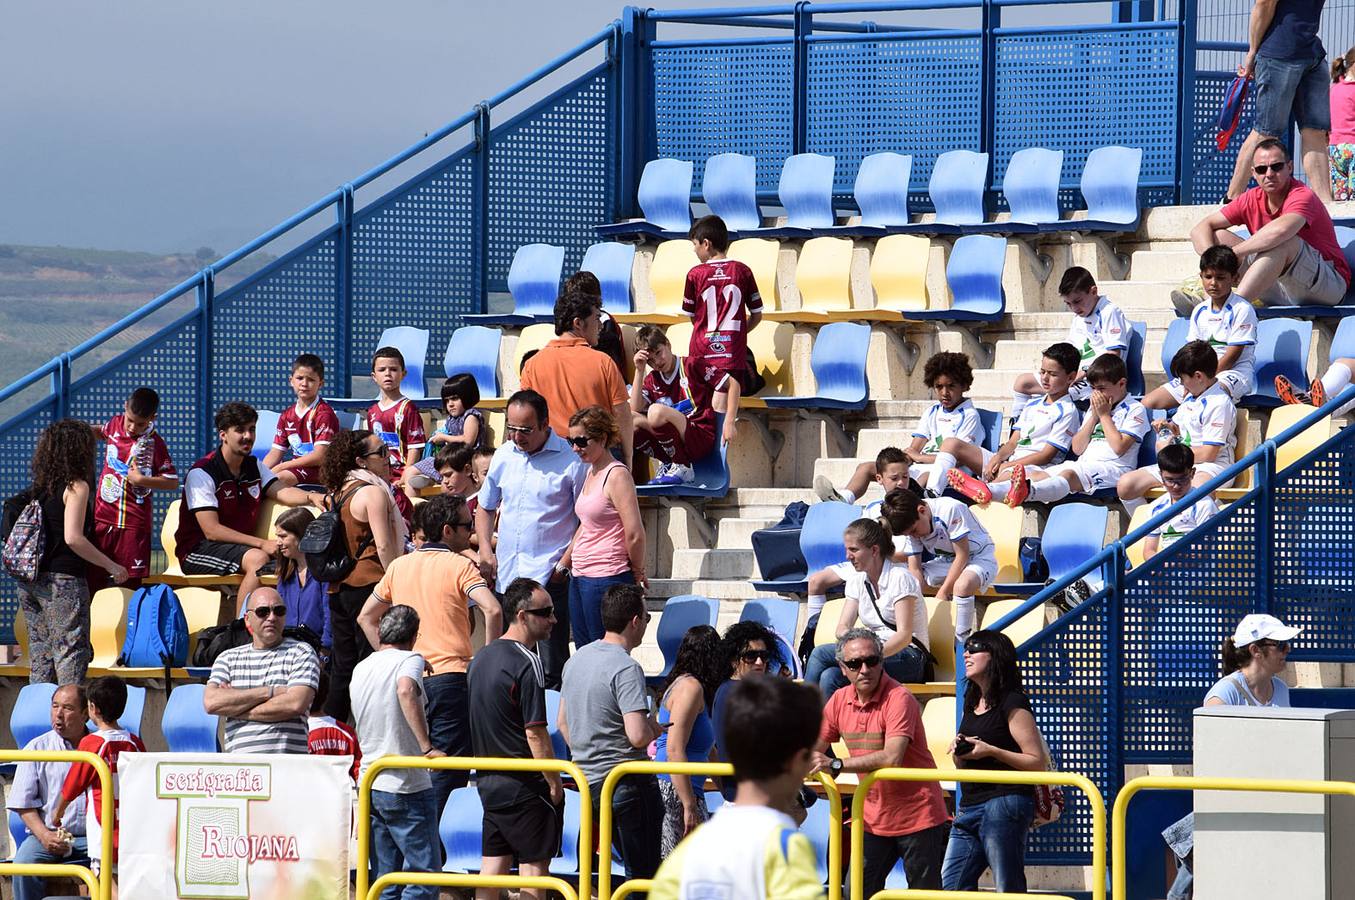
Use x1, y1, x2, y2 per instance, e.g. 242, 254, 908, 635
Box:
942, 629, 1048, 892
16, 419, 129, 684
653, 624, 725, 855
267, 507, 329, 650
1331, 46, 1355, 200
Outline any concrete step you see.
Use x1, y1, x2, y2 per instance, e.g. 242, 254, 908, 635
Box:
813, 456, 870, 486
1099, 280, 1180, 312
648, 578, 764, 600
1008, 309, 1179, 335
717, 516, 779, 549
856, 427, 918, 459
1129, 249, 1196, 283
671, 548, 755, 580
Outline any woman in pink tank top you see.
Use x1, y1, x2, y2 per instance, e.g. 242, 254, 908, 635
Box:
565, 406, 646, 647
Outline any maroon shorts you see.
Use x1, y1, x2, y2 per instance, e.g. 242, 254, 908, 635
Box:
636, 420, 716, 465
699, 359, 753, 394
93, 523, 152, 579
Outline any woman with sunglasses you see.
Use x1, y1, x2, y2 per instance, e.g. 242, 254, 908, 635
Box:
565, 406, 646, 647
654, 624, 726, 855
942, 629, 1048, 893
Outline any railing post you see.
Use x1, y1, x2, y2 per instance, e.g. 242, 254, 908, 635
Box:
471, 103, 492, 314
335, 185, 355, 393
617, 8, 655, 221
51, 354, 72, 420
792, 2, 812, 155
195, 271, 215, 451
1108, 541, 1128, 823
1257, 441, 1276, 614
979, 0, 1000, 207
1174, 0, 1199, 205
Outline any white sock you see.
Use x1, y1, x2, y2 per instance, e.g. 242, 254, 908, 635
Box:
1122, 494, 1146, 515
1321, 363, 1353, 398
988, 481, 1011, 502
929, 452, 958, 492
839, 488, 858, 504
1011, 390, 1033, 419
1029, 477, 1072, 503
808, 593, 828, 617
955, 596, 976, 641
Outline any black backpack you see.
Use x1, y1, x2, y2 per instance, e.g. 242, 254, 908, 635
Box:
299, 484, 372, 583
191, 621, 325, 668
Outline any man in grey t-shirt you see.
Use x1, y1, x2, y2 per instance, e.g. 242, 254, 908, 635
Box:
559, 583, 663, 882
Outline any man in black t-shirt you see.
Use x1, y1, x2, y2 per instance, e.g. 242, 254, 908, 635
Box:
467, 577, 564, 894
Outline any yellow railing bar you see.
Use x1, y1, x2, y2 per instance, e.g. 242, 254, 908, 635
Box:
1112, 775, 1355, 900
600, 760, 843, 900
367, 872, 578, 900
609, 878, 654, 899
0, 749, 112, 900
871, 893, 1073, 900
849, 768, 1105, 900
356, 755, 590, 900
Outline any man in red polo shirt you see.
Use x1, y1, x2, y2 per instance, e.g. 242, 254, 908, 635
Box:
811, 628, 950, 894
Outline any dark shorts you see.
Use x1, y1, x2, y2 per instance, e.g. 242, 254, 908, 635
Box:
481, 794, 563, 863
635, 420, 716, 465
181, 540, 250, 575
92, 523, 152, 578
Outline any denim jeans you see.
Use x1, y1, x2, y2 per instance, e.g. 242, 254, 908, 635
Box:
370, 788, 441, 900
1253, 53, 1331, 135
862, 822, 949, 895
423, 672, 471, 812
13, 833, 89, 900
568, 570, 634, 648
803, 643, 930, 701
589, 775, 663, 880
941, 793, 1035, 892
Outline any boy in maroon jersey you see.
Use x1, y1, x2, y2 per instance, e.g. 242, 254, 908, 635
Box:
683, 215, 763, 446
262, 353, 341, 487
307, 672, 361, 783
365, 346, 426, 513
629, 325, 718, 486
89, 387, 178, 590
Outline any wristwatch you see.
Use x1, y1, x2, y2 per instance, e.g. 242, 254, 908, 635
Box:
828, 758, 844, 777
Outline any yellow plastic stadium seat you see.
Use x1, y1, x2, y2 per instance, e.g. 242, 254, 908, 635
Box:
743, 321, 796, 405
180, 586, 227, 656
88, 588, 137, 669
767, 237, 852, 323
727, 238, 782, 314
813, 597, 850, 648
665, 322, 694, 359
1271, 404, 1331, 472
614, 240, 698, 324
925, 597, 956, 682
511, 323, 556, 389
1125, 504, 1154, 569
865, 234, 930, 320
0, 612, 32, 677
922, 696, 959, 782
980, 597, 1045, 650
969, 502, 1024, 590
1150, 409, 1256, 503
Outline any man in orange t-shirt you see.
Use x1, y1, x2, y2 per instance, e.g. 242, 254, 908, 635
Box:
811, 628, 950, 895
520, 288, 632, 462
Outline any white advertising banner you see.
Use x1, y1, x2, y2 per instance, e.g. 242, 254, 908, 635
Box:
119, 752, 352, 900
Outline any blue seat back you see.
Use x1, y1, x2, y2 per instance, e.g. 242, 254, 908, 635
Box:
544, 689, 570, 760
800, 796, 834, 881
581, 242, 636, 313
809, 322, 871, 404
376, 325, 431, 398
251, 410, 280, 461
1251, 318, 1313, 403
10, 683, 56, 750
929, 150, 988, 226
549, 788, 586, 875
854, 152, 912, 227
1081, 146, 1142, 225
507, 243, 566, 318
702, 153, 761, 231
1003, 147, 1063, 225
945, 235, 1007, 316
1044, 503, 1109, 581
778, 153, 836, 229
637, 158, 694, 233
976, 407, 1003, 453
656, 596, 720, 678
738, 597, 800, 640
439, 787, 486, 873
1160, 317, 1191, 375
119, 685, 146, 736
163, 683, 217, 752
800, 501, 861, 574
443, 326, 501, 400
1127, 320, 1148, 396
1332, 315, 1355, 363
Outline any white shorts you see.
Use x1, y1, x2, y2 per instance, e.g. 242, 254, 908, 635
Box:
981, 447, 1065, 469
920, 555, 998, 593
1043, 459, 1131, 493
1164, 369, 1252, 404
1146, 461, 1233, 489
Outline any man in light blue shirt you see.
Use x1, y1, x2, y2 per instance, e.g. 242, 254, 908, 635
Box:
476, 389, 587, 688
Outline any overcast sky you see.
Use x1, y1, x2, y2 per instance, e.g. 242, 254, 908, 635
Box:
2, 0, 1096, 255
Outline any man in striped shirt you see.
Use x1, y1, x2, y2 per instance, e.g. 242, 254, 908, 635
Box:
205, 587, 320, 753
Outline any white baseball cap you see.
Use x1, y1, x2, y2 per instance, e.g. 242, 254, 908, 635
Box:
1232, 614, 1301, 648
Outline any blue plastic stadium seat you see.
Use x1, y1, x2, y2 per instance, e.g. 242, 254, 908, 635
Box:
1047, 145, 1142, 232
635, 413, 731, 499
11, 683, 56, 750
119, 685, 146, 736
738, 597, 800, 640
465, 243, 565, 327
976, 407, 1003, 453
442, 326, 501, 402
1160, 317, 1190, 371
1331, 315, 1355, 361
163, 684, 218, 752
999, 147, 1063, 232
702, 153, 762, 232
581, 242, 637, 314
1243, 318, 1312, 408
751, 501, 859, 594
651, 596, 720, 683
329, 325, 430, 408
596, 158, 694, 239
759, 153, 836, 236
851, 152, 912, 232
251, 410, 280, 461
440, 787, 485, 873
904, 234, 1006, 323
762, 322, 871, 411
548, 789, 592, 876
1127, 321, 1148, 397
926, 150, 989, 232
1255, 225, 1355, 316
994, 503, 1109, 594
800, 796, 835, 882
544, 689, 570, 761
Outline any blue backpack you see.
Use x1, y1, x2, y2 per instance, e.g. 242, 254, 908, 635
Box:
117, 584, 189, 668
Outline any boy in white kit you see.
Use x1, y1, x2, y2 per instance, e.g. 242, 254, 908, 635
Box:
1140, 442, 1221, 562
879, 488, 999, 642
1009, 267, 1128, 415
1145, 246, 1257, 410
936, 342, 1082, 504
1118, 341, 1238, 514
976, 355, 1149, 507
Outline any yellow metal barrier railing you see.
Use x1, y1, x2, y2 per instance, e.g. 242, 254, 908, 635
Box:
599, 760, 844, 900
0, 749, 113, 900
356, 755, 590, 900
869, 893, 1073, 900
1112, 775, 1355, 900
850, 768, 1105, 900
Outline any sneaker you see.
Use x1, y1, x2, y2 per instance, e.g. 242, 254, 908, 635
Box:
947, 468, 992, 504
1311, 378, 1327, 408
1170, 289, 1200, 317
1004, 464, 1030, 508
1274, 374, 1312, 407
646, 463, 674, 486
651, 463, 695, 486
813, 474, 845, 503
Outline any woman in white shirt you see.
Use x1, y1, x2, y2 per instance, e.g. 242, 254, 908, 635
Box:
801, 518, 935, 701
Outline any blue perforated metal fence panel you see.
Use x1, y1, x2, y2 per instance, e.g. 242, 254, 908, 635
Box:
652, 40, 793, 194
806, 36, 982, 202
354, 151, 475, 381
489, 65, 616, 298
1187, 70, 1257, 205
0, 399, 59, 643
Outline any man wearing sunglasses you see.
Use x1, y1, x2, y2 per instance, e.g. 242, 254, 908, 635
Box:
204, 586, 320, 754
1187, 138, 1349, 310
810, 628, 949, 895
